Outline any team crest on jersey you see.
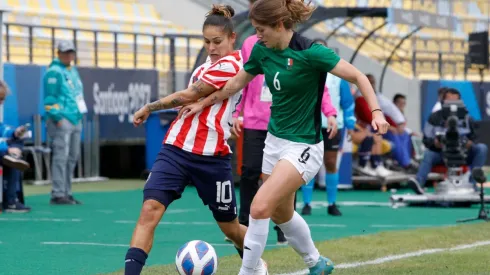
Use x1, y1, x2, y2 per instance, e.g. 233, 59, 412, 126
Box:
287, 58, 294, 70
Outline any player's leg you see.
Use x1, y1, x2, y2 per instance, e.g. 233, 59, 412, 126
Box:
237, 134, 279, 275
323, 129, 342, 216
371, 134, 393, 177
351, 128, 375, 176
125, 145, 189, 275
66, 122, 82, 204
240, 136, 332, 274
190, 153, 268, 273
238, 129, 267, 227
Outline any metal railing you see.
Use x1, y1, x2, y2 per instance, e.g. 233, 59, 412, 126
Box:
4, 23, 202, 70
25, 114, 107, 185
3, 22, 203, 91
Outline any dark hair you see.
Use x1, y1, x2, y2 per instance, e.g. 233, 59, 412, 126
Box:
393, 94, 406, 103
0, 80, 10, 94
437, 87, 448, 96
249, 0, 259, 4
250, 0, 315, 29
443, 88, 461, 100
203, 4, 235, 36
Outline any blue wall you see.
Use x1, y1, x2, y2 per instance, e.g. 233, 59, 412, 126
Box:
420, 80, 487, 128
2, 63, 158, 143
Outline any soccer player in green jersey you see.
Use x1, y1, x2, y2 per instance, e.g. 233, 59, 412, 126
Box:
180, 0, 390, 274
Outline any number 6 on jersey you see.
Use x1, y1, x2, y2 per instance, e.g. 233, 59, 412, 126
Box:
216, 180, 232, 203
273, 72, 281, 91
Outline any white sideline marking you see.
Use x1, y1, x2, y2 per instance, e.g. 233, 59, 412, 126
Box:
369, 224, 453, 228
41, 242, 127, 247
40, 241, 280, 248
114, 220, 215, 225
0, 218, 448, 231
297, 201, 391, 208
0, 218, 82, 222
96, 210, 114, 214
308, 224, 346, 228
275, 240, 490, 275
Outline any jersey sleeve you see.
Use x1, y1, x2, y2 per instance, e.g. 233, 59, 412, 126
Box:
243, 43, 264, 76
200, 60, 240, 90
307, 44, 341, 72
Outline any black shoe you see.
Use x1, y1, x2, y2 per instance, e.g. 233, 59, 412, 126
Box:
327, 204, 342, 216
301, 204, 312, 216
5, 202, 31, 213
407, 178, 425, 195
2, 155, 30, 171
274, 226, 287, 245
50, 197, 75, 205
68, 196, 83, 205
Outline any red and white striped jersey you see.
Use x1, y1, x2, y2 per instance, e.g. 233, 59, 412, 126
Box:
164, 51, 243, 156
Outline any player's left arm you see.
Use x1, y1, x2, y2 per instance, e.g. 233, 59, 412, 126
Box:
329, 60, 381, 113
178, 69, 255, 119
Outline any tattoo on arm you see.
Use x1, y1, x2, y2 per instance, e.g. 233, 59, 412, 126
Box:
170, 97, 183, 107
146, 96, 184, 111
147, 100, 166, 111
191, 81, 205, 95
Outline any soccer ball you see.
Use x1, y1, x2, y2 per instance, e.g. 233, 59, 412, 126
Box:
175, 240, 218, 275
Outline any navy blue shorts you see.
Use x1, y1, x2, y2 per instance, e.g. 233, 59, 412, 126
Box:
144, 144, 237, 222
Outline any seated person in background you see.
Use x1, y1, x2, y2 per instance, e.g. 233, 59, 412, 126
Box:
393, 93, 419, 137
365, 74, 414, 172
408, 88, 488, 194
351, 124, 393, 177
0, 80, 31, 212
431, 87, 448, 113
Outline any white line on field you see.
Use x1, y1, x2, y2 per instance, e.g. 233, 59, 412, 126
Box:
40, 241, 281, 248
0, 218, 82, 222
41, 242, 127, 247
275, 240, 490, 275
369, 224, 454, 228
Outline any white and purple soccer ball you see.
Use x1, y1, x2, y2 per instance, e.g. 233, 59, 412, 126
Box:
175, 240, 218, 275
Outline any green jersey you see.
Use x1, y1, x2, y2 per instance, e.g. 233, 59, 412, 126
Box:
243, 33, 340, 144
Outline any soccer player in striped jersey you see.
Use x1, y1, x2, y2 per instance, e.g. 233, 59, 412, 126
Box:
124, 5, 267, 275
180, 1, 389, 274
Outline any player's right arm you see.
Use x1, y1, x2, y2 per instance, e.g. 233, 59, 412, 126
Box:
133, 80, 217, 127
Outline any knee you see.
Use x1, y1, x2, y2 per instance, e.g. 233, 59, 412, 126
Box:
250, 200, 273, 220
324, 156, 337, 173
138, 200, 165, 227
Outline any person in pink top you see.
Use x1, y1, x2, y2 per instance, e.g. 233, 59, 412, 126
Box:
231, 2, 338, 245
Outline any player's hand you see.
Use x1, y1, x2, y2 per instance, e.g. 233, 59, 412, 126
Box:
133, 105, 150, 127
230, 118, 242, 138
8, 147, 22, 157
371, 110, 389, 135
178, 102, 204, 119
326, 116, 338, 139
14, 126, 27, 138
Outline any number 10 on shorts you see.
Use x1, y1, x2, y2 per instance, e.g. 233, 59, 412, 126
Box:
216, 181, 232, 203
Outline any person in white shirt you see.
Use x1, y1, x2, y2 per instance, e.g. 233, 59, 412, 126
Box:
431, 87, 448, 113
366, 74, 413, 170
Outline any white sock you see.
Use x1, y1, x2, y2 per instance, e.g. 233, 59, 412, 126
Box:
239, 216, 270, 275
277, 211, 320, 268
